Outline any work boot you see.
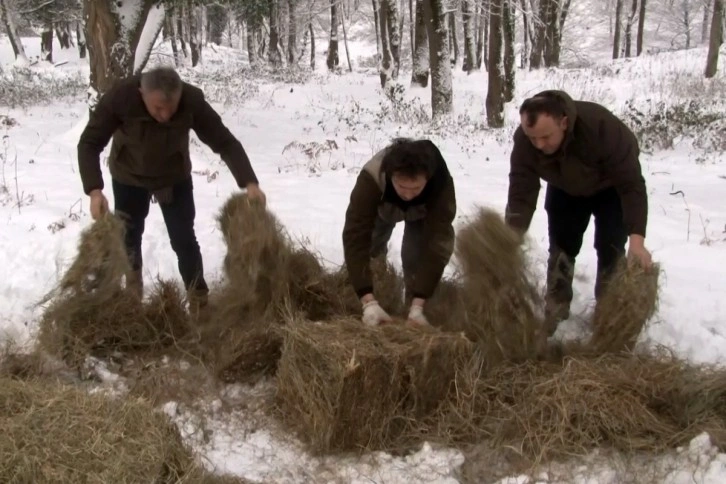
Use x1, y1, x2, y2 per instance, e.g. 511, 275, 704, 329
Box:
187, 288, 209, 318
543, 250, 575, 336
126, 269, 144, 300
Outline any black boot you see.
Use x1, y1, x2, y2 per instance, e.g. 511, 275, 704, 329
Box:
544, 250, 575, 336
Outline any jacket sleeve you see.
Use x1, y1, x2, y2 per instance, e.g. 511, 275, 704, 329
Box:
192, 91, 259, 187
600, 114, 648, 237
412, 175, 457, 299
342, 171, 381, 298
505, 131, 541, 233
77, 90, 121, 194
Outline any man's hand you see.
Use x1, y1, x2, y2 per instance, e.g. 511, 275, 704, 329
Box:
246, 183, 266, 206
361, 298, 392, 326
628, 234, 653, 270
89, 189, 109, 220
407, 298, 430, 327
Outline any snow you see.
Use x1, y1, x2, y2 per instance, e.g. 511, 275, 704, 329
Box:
114, 0, 145, 37
1, 25, 726, 484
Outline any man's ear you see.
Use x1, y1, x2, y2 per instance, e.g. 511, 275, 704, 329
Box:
560, 115, 568, 131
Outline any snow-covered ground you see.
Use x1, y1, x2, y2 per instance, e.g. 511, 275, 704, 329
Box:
1, 31, 725, 483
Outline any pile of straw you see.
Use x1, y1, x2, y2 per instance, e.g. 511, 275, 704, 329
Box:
0, 377, 242, 483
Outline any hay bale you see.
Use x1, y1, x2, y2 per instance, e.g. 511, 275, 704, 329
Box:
588, 260, 660, 354
425, 278, 467, 333
275, 318, 473, 453
0, 377, 235, 483
455, 208, 543, 364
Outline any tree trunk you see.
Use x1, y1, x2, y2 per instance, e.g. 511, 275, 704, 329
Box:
177, 7, 188, 57
379, 0, 393, 86
76, 21, 87, 59
702, 1, 710, 44
476, 0, 487, 69
448, 11, 459, 65
624, 0, 638, 57
462, 0, 477, 72
423, 0, 453, 117
83, 0, 157, 102
502, 0, 515, 101
56, 23, 73, 49
372, 0, 382, 61
613, 0, 623, 59
269, 0, 284, 66
387, 0, 401, 79
207, 3, 227, 45
411, 0, 430, 86
188, 0, 202, 66
135, 4, 165, 74
486, 0, 504, 127
705, 0, 723, 78
247, 19, 258, 65
636, 0, 646, 55
520, 0, 530, 68
41, 22, 53, 63
327, 0, 340, 70
530, 0, 548, 68
310, 22, 316, 69
543, 0, 561, 67
287, 0, 297, 65
683, 3, 692, 49
409, 0, 415, 55
341, 7, 353, 71
0, 0, 28, 63
166, 7, 181, 67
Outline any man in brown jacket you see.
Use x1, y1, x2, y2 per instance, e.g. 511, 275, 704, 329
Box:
505, 90, 652, 334
343, 138, 456, 327
77, 67, 266, 307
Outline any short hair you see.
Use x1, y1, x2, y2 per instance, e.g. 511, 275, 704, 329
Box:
519, 92, 567, 128
380, 138, 441, 179
140, 67, 182, 99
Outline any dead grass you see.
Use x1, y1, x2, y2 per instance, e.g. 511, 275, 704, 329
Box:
0, 376, 243, 483
455, 208, 543, 364
588, 260, 661, 354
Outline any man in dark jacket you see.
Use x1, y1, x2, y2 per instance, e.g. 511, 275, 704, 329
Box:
343, 138, 456, 327
77, 67, 266, 307
505, 90, 652, 334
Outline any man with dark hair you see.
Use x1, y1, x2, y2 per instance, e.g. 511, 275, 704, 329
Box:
343, 138, 457, 327
505, 90, 652, 335
77, 66, 266, 309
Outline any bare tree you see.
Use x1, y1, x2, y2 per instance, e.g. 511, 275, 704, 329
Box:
613, 0, 623, 58
462, 0, 478, 72
624, 0, 638, 56
486, 0, 504, 127
705, 0, 723, 77
309, 22, 316, 69
269, 0, 284, 66
637, 0, 647, 54
477, 0, 489, 69
83, 0, 158, 100
519, 0, 531, 68
448, 10, 459, 65
378, 0, 394, 85
502, 0, 514, 101
188, 0, 202, 66
423, 0, 453, 117
412, 0, 430, 85
207, 3, 227, 45
327, 0, 340, 70
385, 0, 401, 79
76, 20, 86, 58
288, 0, 297, 65
372, 0, 382, 60
0, 0, 28, 63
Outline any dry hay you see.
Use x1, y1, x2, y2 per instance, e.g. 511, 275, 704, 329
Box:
443, 353, 726, 466
204, 194, 406, 385
455, 208, 543, 363
0, 376, 242, 483
275, 317, 473, 454
588, 260, 661, 354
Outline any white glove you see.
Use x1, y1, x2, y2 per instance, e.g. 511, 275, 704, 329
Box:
362, 300, 392, 326
407, 304, 430, 327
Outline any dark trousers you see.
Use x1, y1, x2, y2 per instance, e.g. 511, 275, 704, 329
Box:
545, 185, 627, 306
112, 177, 208, 293
370, 216, 423, 293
